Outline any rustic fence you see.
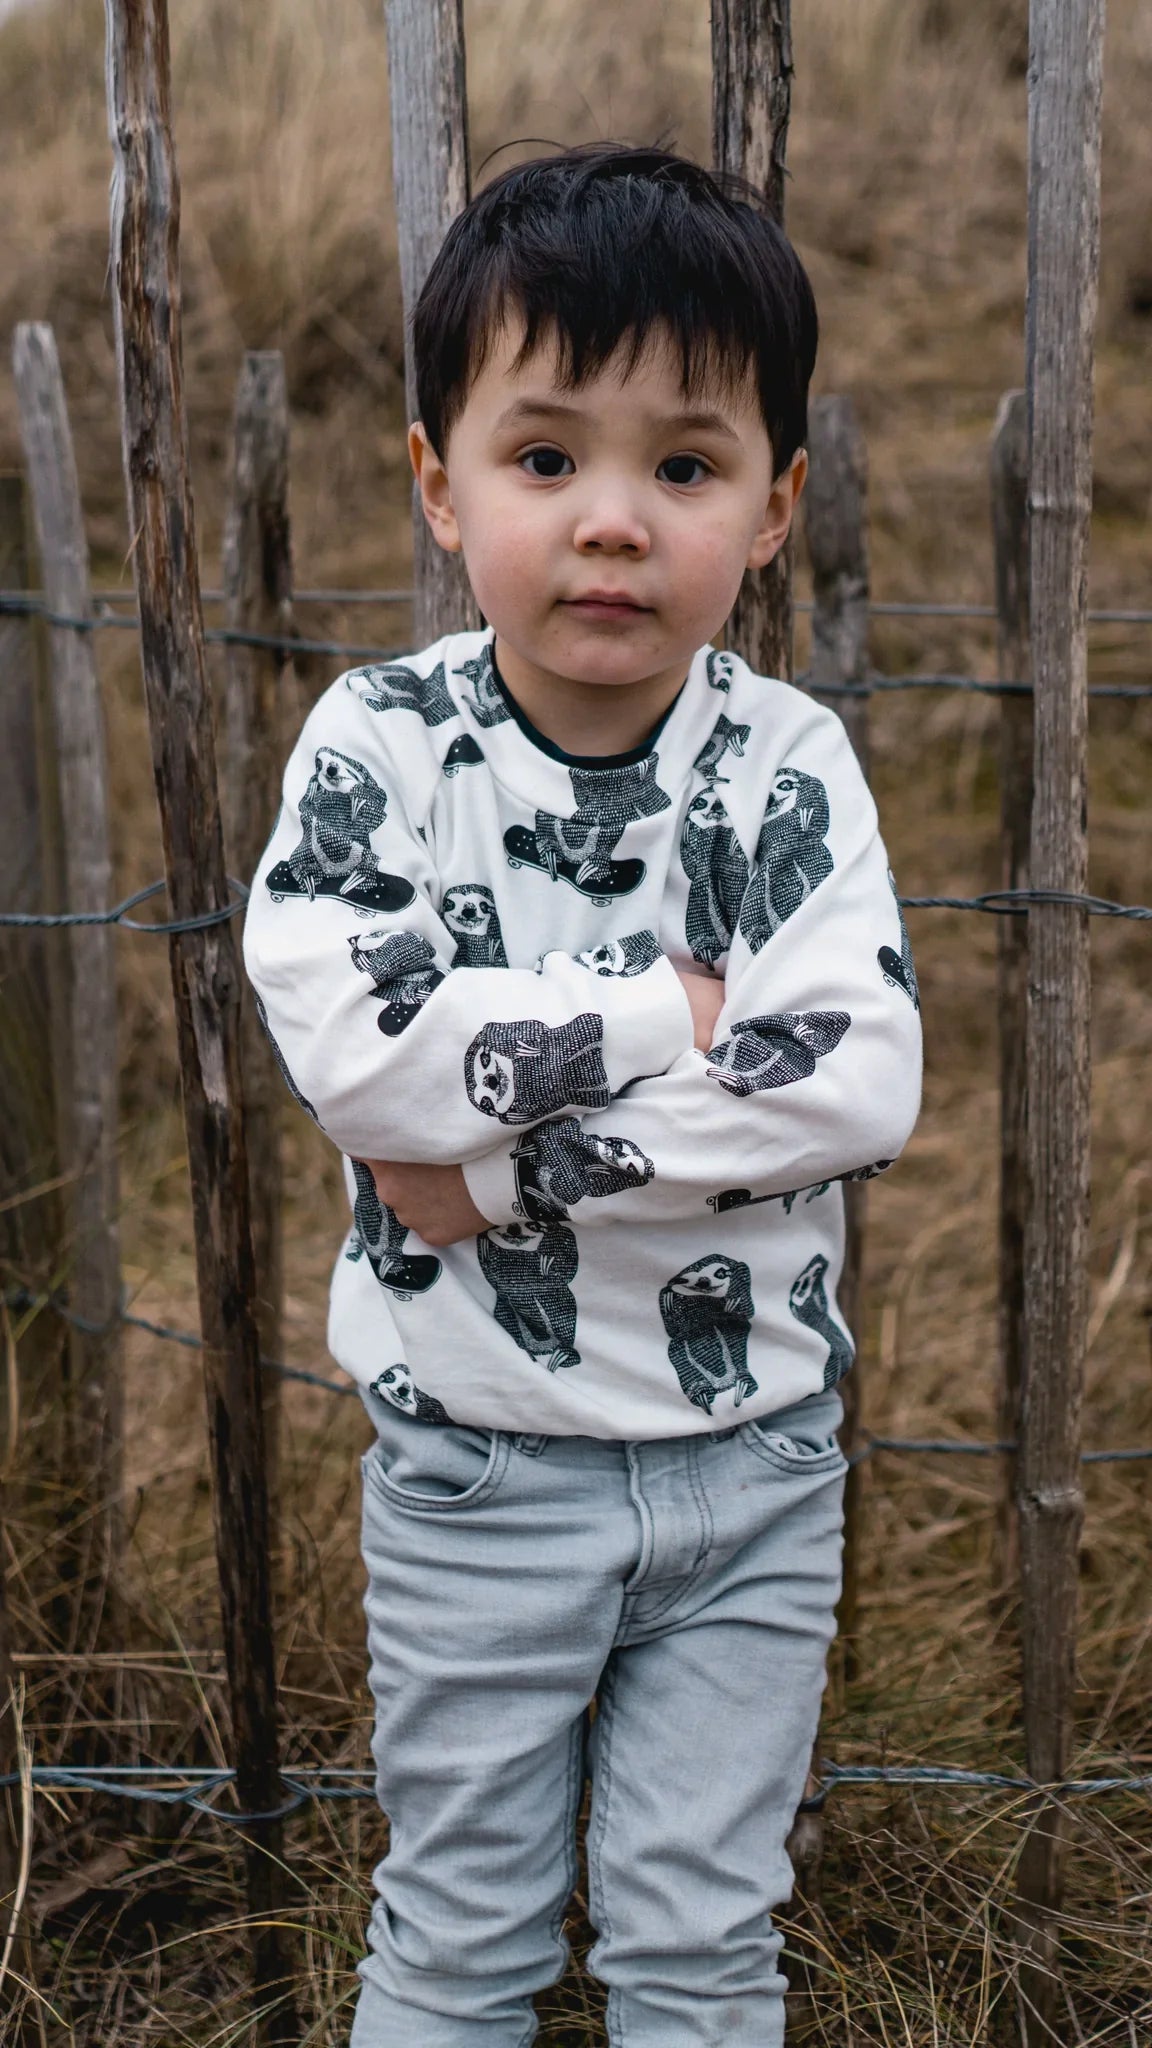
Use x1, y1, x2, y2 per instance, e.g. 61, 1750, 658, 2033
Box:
0, 0, 1143, 2041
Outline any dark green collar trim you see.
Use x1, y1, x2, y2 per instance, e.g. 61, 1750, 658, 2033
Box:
490, 646, 684, 771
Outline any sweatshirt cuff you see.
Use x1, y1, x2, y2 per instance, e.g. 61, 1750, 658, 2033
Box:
462, 1139, 522, 1228
595, 952, 695, 1085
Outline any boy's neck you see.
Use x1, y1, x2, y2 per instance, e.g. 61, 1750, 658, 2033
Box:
492, 636, 691, 759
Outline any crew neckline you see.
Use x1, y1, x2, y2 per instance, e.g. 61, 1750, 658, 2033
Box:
490, 643, 687, 771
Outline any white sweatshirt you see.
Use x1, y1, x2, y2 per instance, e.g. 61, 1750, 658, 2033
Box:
243, 627, 922, 1438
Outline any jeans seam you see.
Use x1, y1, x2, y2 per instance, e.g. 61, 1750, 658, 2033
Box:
587, 1663, 623, 2046
619, 1439, 715, 1632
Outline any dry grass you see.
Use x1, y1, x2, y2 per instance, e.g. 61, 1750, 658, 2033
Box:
1, 0, 1150, 2039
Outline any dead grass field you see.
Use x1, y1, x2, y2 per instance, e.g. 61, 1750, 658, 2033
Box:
0, 0, 1150, 2039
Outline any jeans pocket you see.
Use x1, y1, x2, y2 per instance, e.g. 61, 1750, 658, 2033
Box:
363, 1415, 510, 1513
740, 1390, 848, 1475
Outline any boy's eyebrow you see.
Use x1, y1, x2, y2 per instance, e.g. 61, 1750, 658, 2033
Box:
492, 397, 742, 443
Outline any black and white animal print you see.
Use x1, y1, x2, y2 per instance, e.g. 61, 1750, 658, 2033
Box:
476, 1221, 580, 1371
692, 713, 751, 784
707, 1161, 892, 1215
253, 992, 318, 1120
706, 650, 735, 693
788, 1253, 853, 1389
877, 870, 920, 1010
457, 646, 511, 728
442, 883, 508, 967
511, 1117, 655, 1222
680, 789, 750, 967
346, 659, 458, 727
704, 1009, 850, 1097
369, 1360, 454, 1425
284, 747, 389, 899
443, 733, 485, 776
573, 931, 663, 977
464, 1015, 611, 1124
528, 756, 671, 887
659, 1254, 757, 1413
349, 929, 445, 1035
739, 765, 833, 952
346, 1161, 442, 1297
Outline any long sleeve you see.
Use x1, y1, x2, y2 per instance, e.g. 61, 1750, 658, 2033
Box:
462, 707, 923, 1227
242, 678, 694, 1164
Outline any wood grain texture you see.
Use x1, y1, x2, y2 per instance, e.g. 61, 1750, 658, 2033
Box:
103, 4, 298, 2036
12, 323, 124, 1635
222, 351, 294, 1514
385, 0, 478, 646
0, 476, 68, 1556
711, 0, 794, 681
990, 390, 1030, 1620
1016, 0, 1104, 2027
804, 395, 870, 1677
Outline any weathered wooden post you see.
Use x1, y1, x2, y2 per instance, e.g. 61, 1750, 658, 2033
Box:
990, 391, 1030, 1615
0, 1477, 39, 2043
13, 324, 124, 1641
385, 0, 478, 644
0, 475, 67, 1505
222, 351, 295, 1509
1015, 0, 1104, 2033
712, 0, 794, 680
103, 3, 299, 2038
804, 395, 870, 1680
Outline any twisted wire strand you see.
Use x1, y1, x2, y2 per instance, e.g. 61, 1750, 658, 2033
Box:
0, 877, 249, 935
5, 1288, 1151, 1454
2, 880, 1148, 930
7, 587, 1152, 625
3, 1759, 1148, 1825
2, 591, 1150, 690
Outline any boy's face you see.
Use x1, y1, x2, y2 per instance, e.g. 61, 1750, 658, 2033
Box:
409, 319, 805, 696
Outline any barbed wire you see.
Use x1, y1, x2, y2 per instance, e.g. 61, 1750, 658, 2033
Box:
2, 1286, 355, 1398
0, 877, 250, 936
3, 592, 1151, 692
6, 1287, 1151, 1459
2, 1758, 1149, 1825
900, 887, 1152, 920
2, 875, 1149, 932
7, 587, 1152, 626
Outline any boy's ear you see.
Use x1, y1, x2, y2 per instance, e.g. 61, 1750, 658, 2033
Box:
408, 421, 462, 555
746, 448, 808, 573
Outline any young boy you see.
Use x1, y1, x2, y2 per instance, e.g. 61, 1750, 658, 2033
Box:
244, 142, 922, 2047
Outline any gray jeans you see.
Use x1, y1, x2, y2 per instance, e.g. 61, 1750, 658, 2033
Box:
351, 1385, 846, 2048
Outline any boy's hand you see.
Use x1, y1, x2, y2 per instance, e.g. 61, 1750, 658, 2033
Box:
675, 966, 726, 1053
364, 1160, 491, 1246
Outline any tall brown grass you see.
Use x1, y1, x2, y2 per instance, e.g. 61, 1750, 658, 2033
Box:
1, 0, 1150, 2039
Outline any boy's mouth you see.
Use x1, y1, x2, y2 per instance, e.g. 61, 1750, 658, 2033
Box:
563, 592, 651, 619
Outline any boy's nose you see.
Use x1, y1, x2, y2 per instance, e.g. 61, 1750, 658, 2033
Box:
571, 492, 650, 557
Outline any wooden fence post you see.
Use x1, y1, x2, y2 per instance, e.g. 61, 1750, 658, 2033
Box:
711, 0, 794, 680
805, 394, 870, 1679
0, 1475, 35, 2042
12, 324, 123, 1647
385, 0, 478, 646
0, 475, 69, 1583
103, 4, 299, 2039
1015, 0, 1104, 2034
990, 391, 1030, 1616
222, 351, 295, 1512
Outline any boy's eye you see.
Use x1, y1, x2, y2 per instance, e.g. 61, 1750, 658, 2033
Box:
658, 454, 710, 486
520, 446, 573, 479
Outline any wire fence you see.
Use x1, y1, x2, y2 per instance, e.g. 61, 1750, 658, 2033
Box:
3, 577, 1149, 1846
1, 876, 1151, 935
2, 1758, 1149, 1825
6, 1283, 1152, 1462
2, 589, 1151, 693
